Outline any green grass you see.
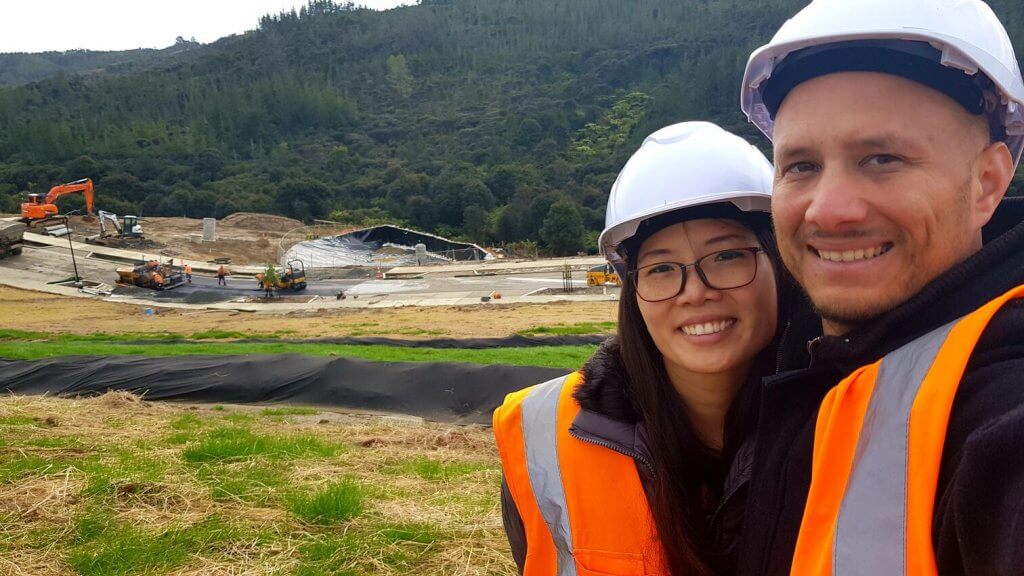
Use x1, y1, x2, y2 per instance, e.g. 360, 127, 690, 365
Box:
170, 413, 204, 430
516, 321, 617, 336
68, 511, 241, 576
261, 407, 320, 416
0, 328, 49, 340
377, 522, 439, 545
0, 339, 595, 369
290, 522, 442, 575
392, 457, 493, 482
182, 427, 342, 463
288, 480, 364, 525
0, 414, 46, 426
221, 412, 257, 425
77, 451, 169, 498
0, 396, 505, 575
0, 455, 54, 483
190, 329, 249, 340
25, 435, 82, 448
196, 462, 289, 505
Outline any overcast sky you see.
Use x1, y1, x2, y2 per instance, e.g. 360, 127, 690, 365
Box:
0, 0, 411, 54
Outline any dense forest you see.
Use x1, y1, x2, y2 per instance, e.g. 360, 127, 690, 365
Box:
1, 0, 1022, 254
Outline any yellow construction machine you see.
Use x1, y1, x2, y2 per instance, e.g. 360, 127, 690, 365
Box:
587, 263, 621, 287
116, 259, 186, 290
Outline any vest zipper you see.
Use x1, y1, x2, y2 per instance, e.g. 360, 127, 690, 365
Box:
569, 427, 655, 477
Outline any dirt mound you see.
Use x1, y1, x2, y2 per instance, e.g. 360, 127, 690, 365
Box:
221, 212, 303, 233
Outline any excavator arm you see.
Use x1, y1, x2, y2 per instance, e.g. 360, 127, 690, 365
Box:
22, 178, 95, 222
44, 179, 94, 215
97, 210, 122, 236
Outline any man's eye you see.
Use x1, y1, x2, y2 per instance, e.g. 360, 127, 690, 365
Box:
784, 162, 818, 175
864, 154, 901, 167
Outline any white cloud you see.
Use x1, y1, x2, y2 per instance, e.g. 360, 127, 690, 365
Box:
0, 0, 411, 53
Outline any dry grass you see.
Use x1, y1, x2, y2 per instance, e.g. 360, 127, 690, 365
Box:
0, 285, 616, 340
0, 393, 516, 576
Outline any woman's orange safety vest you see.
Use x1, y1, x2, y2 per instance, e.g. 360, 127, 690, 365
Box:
791, 285, 1024, 576
493, 372, 668, 576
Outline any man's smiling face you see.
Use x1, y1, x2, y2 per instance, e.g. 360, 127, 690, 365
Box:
771, 71, 1005, 335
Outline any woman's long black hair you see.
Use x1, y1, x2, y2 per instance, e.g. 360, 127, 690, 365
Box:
614, 204, 794, 575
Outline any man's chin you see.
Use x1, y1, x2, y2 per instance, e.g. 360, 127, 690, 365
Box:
812, 299, 897, 335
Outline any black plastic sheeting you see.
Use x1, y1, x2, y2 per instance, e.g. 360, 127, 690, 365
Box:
353, 225, 488, 261
0, 355, 569, 425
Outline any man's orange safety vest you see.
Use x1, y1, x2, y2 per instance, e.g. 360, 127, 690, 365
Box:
493, 372, 668, 576
791, 285, 1024, 576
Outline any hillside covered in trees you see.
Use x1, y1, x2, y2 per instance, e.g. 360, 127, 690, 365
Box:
1, 0, 1022, 254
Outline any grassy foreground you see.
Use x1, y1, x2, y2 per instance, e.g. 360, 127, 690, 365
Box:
0, 330, 596, 370
0, 393, 514, 576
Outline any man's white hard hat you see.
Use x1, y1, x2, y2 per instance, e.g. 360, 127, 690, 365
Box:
741, 0, 1024, 168
599, 121, 773, 275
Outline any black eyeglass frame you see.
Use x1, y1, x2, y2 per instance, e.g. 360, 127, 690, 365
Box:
630, 246, 763, 302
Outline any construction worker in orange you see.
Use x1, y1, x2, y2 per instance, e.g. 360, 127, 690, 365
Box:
731, 0, 1024, 574
217, 264, 228, 286
184, 264, 192, 284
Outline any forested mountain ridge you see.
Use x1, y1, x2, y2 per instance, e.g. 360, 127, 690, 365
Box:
1, 0, 1021, 255
0, 38, 202, 89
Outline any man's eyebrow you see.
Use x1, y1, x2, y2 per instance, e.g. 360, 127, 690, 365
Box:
776, 134, 918, 160
774, 144, 815, 163
851, 134, 913, 149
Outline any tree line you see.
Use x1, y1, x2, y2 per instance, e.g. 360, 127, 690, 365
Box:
0, 0, 1020, 255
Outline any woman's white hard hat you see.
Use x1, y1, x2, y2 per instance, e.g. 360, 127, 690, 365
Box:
741, 0, 1024, 167
599, 121, 773, 275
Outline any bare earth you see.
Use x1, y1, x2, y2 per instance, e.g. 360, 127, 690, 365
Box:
0, 286, 617, 338
64, 213, 361, 266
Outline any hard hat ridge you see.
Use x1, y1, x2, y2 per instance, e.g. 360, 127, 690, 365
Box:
740, 0, 1024, 167
761, 41, 990, 119
599, 121, 774, 276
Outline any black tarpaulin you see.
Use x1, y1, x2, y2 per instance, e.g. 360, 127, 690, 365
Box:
0, 355, 569, 425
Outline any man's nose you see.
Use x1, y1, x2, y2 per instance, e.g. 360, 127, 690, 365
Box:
803, 167, 869, 231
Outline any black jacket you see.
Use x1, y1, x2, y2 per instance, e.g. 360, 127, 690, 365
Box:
734, 197, 1024, 576
500, 339, 753, 574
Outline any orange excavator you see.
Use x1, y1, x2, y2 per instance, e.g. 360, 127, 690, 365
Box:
20, 178, 95, 224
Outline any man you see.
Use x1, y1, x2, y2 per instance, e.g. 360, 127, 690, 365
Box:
217, 264, 228, 286
732, 0, 1024, 574
184, 263, 192, 284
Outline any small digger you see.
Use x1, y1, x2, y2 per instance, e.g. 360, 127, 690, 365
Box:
256, 259, 307, 295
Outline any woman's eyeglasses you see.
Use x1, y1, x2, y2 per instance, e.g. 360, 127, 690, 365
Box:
631, 247, 762, 302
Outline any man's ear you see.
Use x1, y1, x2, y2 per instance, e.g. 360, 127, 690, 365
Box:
972, 141, 1014, 230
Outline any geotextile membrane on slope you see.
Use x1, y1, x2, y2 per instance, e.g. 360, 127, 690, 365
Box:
0, 355, 569, 425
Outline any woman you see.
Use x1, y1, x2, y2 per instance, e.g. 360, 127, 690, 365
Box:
494, 122, 791, 575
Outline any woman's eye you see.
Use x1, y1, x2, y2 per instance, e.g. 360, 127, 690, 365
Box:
714, 250, 746, 262
646, 264, 674, 275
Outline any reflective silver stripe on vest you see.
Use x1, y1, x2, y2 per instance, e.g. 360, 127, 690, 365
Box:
833, 319, 959, 575
521, 375, 577, 576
